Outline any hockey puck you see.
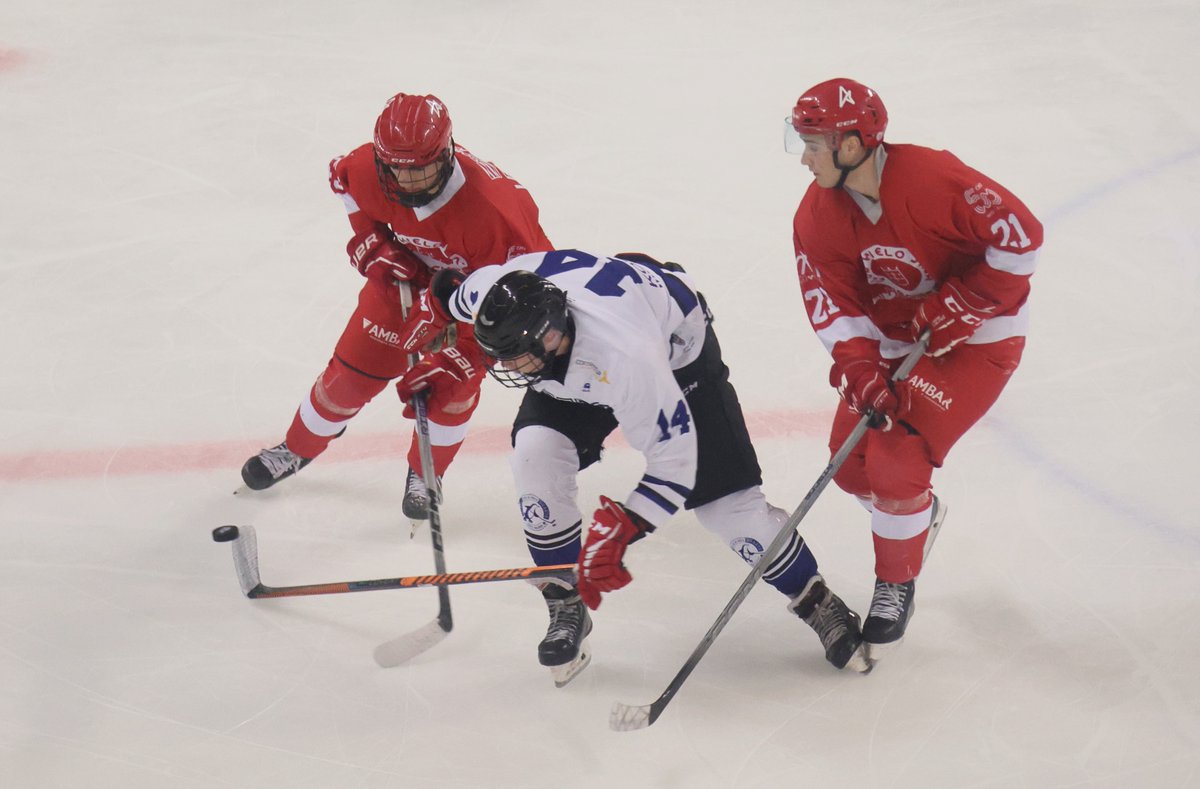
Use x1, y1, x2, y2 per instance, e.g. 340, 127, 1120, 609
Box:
212, 525, 240, 543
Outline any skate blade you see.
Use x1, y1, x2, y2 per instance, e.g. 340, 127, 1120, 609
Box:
844, 643, 874, 674
408, 519, 425, 539
922, 499, 947, 562
863, 637, 904, 666
233, 484, 252, 496
550, 639, 592, 688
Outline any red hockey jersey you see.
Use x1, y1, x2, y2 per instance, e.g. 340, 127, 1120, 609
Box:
793, 143, 1042, 365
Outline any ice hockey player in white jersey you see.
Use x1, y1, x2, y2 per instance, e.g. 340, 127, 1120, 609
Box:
393, 248, 869, 684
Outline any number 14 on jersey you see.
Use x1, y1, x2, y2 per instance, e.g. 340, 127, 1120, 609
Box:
656, 400, 691, 442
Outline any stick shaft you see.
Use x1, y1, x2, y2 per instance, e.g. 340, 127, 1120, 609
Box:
245, 563, 575, 599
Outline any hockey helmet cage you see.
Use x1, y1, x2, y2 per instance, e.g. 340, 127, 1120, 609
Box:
474, 270, 570, 387
373, 93, 456, 207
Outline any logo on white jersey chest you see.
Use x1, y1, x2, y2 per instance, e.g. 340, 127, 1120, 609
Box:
859, 244, 934, 297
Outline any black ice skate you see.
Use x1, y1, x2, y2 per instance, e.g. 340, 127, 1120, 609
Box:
538, 583, 593, 687
788, 575, 869, 673
403, 467, 431, 521
862, 578, 916, 662
240, 442, 311, 491
403, 468, 444, 537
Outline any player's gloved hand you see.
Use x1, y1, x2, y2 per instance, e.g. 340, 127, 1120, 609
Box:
398, 269, 464, 353
831, 357, 910, 430
394, 346, 483, 417
347, 225, 423, 296
576, 497, 653, 610
911, 278, 998, 357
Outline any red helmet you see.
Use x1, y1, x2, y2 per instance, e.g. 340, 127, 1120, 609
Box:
373, 93, 453, 166
373, 93, 456, 207
789, 78, 887, 148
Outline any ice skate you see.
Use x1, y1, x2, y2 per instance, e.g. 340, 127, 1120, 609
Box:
862, 577, 916, 663
240, 442, 311, 491
404, 468, 443, 536
788, 575, 870, 673
403, 467, 430, 521
538, 583, 593, 688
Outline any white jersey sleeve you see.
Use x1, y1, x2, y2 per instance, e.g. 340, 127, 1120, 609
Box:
601, 348, 698, 528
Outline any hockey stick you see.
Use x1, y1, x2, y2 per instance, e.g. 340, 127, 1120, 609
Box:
213, 523, 573, 597
610, 332, 931, 732
373, 281, 455, 667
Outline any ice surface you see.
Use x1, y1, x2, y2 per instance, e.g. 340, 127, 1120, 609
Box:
2, 1, 1198, 786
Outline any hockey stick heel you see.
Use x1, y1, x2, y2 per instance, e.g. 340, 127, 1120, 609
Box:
374, 620, 451, 667
610, 699, 660, 732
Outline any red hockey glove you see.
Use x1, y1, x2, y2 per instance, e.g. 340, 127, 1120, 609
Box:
347, 225, 423, 296
911, 279, 998, 357
398, 269, 463, 353
394, 346, 483, 417
576, 497, 653, 610
831, 357, 910, 430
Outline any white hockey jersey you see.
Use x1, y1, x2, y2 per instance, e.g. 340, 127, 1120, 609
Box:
450, 249, 710, 528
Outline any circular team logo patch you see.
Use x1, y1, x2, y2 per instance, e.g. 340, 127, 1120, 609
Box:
519, 495, 555, 531
731, 537, 765, 565
860, 245, 932, 296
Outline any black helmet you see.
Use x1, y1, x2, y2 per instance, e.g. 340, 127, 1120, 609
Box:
474, 270, 570, 388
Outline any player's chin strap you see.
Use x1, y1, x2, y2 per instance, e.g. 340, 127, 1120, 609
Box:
833, 140, 874, 189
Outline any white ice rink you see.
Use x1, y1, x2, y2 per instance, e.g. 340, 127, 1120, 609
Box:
3, 1, 1199, 786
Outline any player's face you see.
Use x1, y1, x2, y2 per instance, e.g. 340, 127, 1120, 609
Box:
798, 134, 842, 188
388, 160, 446, 194
498, 329, 566, 376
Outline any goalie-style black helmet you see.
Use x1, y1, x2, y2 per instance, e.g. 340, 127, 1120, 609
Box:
474, 270, 570, 387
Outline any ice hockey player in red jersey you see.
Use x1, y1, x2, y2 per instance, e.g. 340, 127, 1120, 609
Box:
784, 78, 1042, 666
240, 93, 552, 524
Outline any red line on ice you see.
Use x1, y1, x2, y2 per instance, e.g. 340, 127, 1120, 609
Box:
0, 408, 830, 483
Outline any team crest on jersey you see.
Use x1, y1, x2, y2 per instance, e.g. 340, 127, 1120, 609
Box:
392, 233, 470, 271
860, 245, 933, 297
731, 537, 765, 564
574, 359, 609, 384
519, 495, 555, 531
907, 375, 953, 410
361, 318, 401, 347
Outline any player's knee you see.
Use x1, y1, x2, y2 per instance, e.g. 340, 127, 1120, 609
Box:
694, 487, 780, 557
510, 426, 580, 490
863, 432, 932, 510
833, 460, 871, 499
316, 359, 389, 412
